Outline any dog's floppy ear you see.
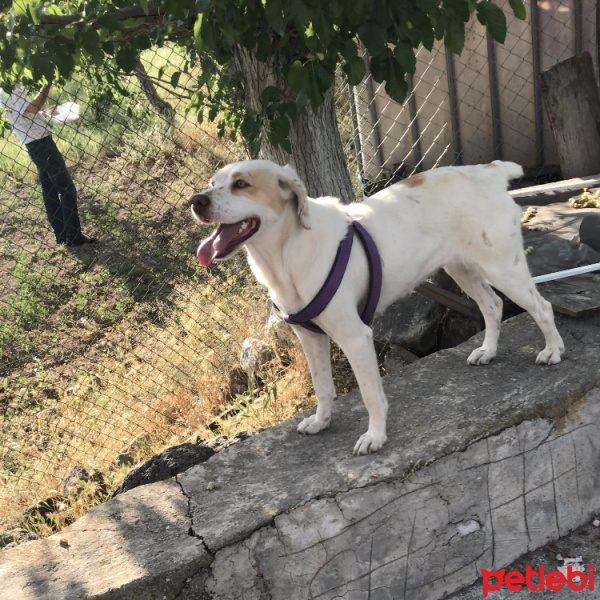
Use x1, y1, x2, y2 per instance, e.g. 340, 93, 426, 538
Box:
278, 164, 311, 230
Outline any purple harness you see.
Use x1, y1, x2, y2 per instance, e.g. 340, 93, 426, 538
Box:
278, 221, 383, 335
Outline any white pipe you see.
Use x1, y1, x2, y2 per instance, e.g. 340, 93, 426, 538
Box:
532, 263, 600, 284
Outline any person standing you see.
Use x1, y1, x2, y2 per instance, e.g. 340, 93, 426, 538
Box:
0, 83, 96, 246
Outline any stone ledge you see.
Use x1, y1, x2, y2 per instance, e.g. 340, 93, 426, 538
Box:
1, 313, 599, 599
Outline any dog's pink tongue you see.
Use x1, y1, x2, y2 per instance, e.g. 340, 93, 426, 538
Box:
196, 224, 239, 267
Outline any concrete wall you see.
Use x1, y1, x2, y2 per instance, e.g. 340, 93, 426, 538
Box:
1, 313, 599, 599
353, 0, 599, 181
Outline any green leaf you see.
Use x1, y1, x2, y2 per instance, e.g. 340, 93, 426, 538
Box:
410, 10, 435, 51
13, 0, 42, 24
384, 62, 408, 104
269, 114, 290, 143
255, 32, 272, 62
260, 86, 281, 105
44, 5, 64, 16
343, 56, 366, 86
290, 0, 310, 28
264, 0, 290, 36
443, 0, 472, 22
476, 1, 507, 44
241, 114, 262, 157
444, 17, 465, 54
370, 51, 408, 103
29, 53, 55, 82
357, 22, 387, 56
310, 6, 332, 46
121, 17, 146, 30
346, 0, 374, 26
81, 28, 104, 65
170, 71, 181, 88
97, 12, 125, 30
508, 0, 527, 20
341, 39, 358, 62
193, 13, 203, 39
131, 34, 152, 51
287, 60, 308, 94
393, 42, 416, 75
115, 46, 138, 72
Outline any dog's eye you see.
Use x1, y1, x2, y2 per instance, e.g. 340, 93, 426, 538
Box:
234, 180, 249, 189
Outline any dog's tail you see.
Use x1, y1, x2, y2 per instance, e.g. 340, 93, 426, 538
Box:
490, 160, 524, 182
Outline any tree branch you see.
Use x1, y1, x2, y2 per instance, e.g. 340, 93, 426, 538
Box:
39, 4, 163, 27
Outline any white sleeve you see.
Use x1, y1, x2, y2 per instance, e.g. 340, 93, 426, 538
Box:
2, 86, 31, 116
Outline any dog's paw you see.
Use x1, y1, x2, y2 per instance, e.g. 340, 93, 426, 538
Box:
297, 414, 331, 435
467, 346, 496, 365
353, 431, 387, 455
536, 346, 562, 365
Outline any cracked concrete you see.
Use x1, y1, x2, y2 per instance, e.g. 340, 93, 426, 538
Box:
204, 400, 600, 600
1, 313, 599, 599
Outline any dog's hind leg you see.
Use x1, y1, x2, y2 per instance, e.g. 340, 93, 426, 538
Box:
445, 263, 504, 365
333, 321, 388, 455
483, 260, 564, 365
294, 328, 336, 435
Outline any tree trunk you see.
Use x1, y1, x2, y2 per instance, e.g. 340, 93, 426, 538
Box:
232, 46, 355, 203
134, 58, 176, 125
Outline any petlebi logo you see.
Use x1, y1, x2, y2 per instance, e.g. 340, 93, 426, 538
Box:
481, 558, 596, 597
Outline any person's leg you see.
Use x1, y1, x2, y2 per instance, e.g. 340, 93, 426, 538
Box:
26, 137, 65, 241
43, 137, 82, 242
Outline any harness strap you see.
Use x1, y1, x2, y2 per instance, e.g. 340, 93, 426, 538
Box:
278, 220, 382, 335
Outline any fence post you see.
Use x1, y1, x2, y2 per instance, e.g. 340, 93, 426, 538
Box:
540, 52, 600, 178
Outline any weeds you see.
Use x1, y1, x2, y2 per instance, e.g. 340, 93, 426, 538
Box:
0, 47, 350, 540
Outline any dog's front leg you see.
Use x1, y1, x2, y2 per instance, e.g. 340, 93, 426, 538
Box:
335, 321, 388, 455
293, 327, 336, 435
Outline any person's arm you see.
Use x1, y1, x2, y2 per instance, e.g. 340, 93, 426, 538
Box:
24, 84, 51, 114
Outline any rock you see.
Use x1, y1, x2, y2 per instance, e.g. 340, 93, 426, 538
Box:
373, 291, 446, 356
440, 313, 482, 350
1, 313, 600, 599
579, 214, 600, 253
118, 431, 150, 459
112, 453, 135, 468
200, 430, 262, 453
264, 301, 291, 338
226, 366, 248, 400
383, 344, 419, 375
62, 466, 107, 498
112, 442, 215, 496
0, 528, 39, 550
22, 495, 65, 521
63, 466, 90, 497
240, 338, 275, 377
579, 242, 600, 265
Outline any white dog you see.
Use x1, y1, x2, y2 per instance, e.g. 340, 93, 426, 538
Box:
190, 160, 564, 455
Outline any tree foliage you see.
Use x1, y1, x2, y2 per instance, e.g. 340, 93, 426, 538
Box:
0, 0, 526, 152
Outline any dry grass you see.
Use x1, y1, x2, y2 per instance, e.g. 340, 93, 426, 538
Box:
0, 54, 359, 541
1, 261, 318, 533
0, 114, 321, 537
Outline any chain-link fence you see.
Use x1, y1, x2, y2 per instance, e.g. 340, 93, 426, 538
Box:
1, 1, 597, 539
351, 0, 598, 190
0, 47, 323, 537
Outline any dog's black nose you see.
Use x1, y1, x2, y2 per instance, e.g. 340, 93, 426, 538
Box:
190, 193, 210, 211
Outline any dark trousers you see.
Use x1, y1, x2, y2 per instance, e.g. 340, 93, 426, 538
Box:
26, 135, 81, 242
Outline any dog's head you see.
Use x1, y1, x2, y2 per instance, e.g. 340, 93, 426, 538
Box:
191, 160, 310, 267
